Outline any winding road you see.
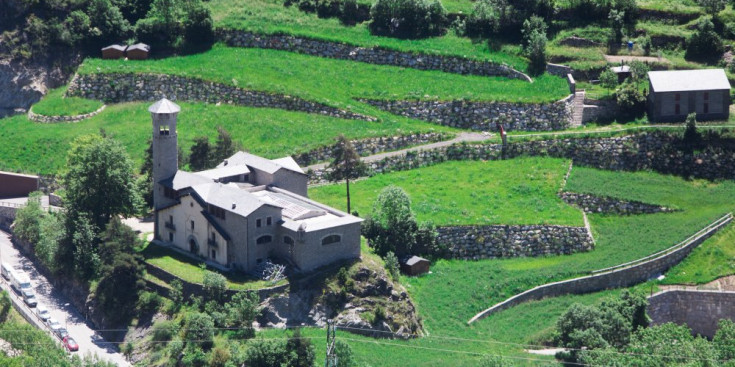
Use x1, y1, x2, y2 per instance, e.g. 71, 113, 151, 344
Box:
0, 230, 130, 366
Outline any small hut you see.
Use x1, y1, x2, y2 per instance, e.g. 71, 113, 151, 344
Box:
400, 256, 430, 276
101, 44, 126, 59
126, 43, 150, 60
610, 65, 631, 83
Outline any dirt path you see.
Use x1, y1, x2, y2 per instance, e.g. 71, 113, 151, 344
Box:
660, 275, 735, 292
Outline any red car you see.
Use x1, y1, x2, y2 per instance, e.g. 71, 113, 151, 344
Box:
62, 336, 78, 352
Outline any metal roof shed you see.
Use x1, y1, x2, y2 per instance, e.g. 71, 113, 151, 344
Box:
647, 69, 731, 123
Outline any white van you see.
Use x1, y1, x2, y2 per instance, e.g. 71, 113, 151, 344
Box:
1, 263, 12, 280
10, 271, 31, 293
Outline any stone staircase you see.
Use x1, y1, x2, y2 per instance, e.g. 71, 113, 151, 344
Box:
570, 90, 586, 128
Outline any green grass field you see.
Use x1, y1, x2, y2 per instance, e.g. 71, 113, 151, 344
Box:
139, 242, 286, 290
0, 101, 453, 174
310, 157, 584, 226
662, 222, 735, 285
31, 87, 104, 116
295, 164, 735, 366
78, 45, 568, 107
208, 0, 527, 69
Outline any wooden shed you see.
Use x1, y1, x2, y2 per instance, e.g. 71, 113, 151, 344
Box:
126, 43, 150, 60
101, 44, 126, 59
647, 69, 731, 123
400, 256, 430, 276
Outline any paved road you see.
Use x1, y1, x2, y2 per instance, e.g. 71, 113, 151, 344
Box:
0, 230, 130, 366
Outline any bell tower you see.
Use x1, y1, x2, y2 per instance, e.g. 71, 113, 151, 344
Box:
150, 98, 180, 211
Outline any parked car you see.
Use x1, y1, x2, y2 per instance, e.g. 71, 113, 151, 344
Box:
21, 288, 37, 307
47, 318, 62, 334
34, 304, 50, 321
56, 327, 69, 339
1, 263, 11, 280
62, 336, 78, 352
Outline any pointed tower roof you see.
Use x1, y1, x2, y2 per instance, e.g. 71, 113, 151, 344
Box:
148, 98, 181, 114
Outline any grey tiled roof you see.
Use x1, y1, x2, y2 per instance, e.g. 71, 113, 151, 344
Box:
648, 69, 731, 93
191, 183, 277, 218
218, 152, 305, 175
149, 98, 180, 114
101, 44, 126, 51
160, 170, 210, 190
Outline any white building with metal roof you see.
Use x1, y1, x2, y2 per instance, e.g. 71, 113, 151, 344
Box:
149, 99, 361, 273
647, 69, 731, 123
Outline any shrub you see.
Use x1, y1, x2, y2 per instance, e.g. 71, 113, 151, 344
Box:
373, 305, 386, 324
209, 346, 231, 367
599, 68, 618, 94
152, 320, 180, 344
136, 291, 162, 314
523, 20, 547, 76
384, 251, 400, 278
184, 312, 215, 350
340, 0, 360, 25
615, 82, 646, 118
464, 0, 511, 37
334, 340, 356, 367
639, 35, 652, 55
202, 270, 227, 303
686, 16, 724, 63
682, 113, 703, 152
181, 344, 208, 367
285, 328, 316, 367
369, 0, 447, 39
245, 339, 289, 367
0, 291, 11, 323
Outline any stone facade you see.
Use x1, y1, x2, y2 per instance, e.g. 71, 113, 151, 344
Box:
560, 192, 677, 215
360, 95, 575, 132
648, 290, 735, 339
66, 73, 375, 121
438, 225, 594, 260
218, 30, 531, 82
294, 132, 448, 166
27, 104, 106, 123
468, 213, 732, 323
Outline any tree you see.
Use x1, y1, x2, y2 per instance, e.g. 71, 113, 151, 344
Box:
327, 134, 367, 214
0, 291, 11, 322
464, 0, 511, 37
245, 339, 289, 367
384, 251, 400, 279
686, 16, 724, 62
70, 213, 102, 280
210, 126, 241, 165
95, 252, 145, 323
202, 270, 227, 303
226, 290, 260, 338
363, 185, 419, 257
683, 113, 702, 153
599, 69, 618, 95
714, 319, 735, 360
699, 0, 727, 16
524, 23, 547, 76
615, 81, 646, 117
628, 60, 650, 81
188, 136, 212, 171
36, 211, 65, 272
13, 191, 44, 245
521, 16, 547, 52
98, 217, 138, 265
285, 328, 316, 367
87, 0, 132, 46
62, 134, 142, 229
182, 0, 213, 48
334, 340, 356, 367
608, 9, 625, 50
369, 0, 447, 39
184, 312, 215, 349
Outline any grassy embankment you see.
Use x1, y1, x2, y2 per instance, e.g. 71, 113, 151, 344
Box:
289, 158, 735, 366
31, 87, 104, 116
310, 157, 584, 226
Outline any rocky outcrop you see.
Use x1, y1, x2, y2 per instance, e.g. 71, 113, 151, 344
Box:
218, 30, 531, 81
560, 192, 677, 215
66, 73, 375, 121
0, 56, 80, 117
438, 225, 594, 260
360, 95, 575, 132
258, 260, 423, 339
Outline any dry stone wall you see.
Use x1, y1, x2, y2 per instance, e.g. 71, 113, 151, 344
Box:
218, 30, 531, 81
360, 96, 574, 132
560, 192, 677, 215
27, 104, 106, 123
648, 290, 735, 338
468, 214, 732, 323
294, 132, 449, 166
66, 73, 375, 121
438, 225, 594, 260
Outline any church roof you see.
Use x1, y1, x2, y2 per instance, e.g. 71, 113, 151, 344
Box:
218, 152, 305, 175
194, 165, 251, 181
160, 170, 211, 190
191, 183, 278, 218
148, 98, 180, 114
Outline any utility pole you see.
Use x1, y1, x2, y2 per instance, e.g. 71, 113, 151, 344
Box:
325, 319, 338, 367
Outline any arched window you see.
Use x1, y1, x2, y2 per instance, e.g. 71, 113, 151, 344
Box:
321, 234, 341, 245
283, 236, 294, 245
256, 235, 273, 245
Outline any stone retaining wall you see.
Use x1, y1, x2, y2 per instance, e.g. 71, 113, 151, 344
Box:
468, 214, 732, 323
294, 132, 449, 166
310, 132, 735, 183
0, 206, 16, 232
438, 225, 594, 260
648, 290, 735, 339
547, 63, 574, 78
66, 73, 374, 121
560, 192, 677, 215
144, 262, 288, 302
27, 104, 106, 123
218, 30, 531, 82
360, 96, 574, 132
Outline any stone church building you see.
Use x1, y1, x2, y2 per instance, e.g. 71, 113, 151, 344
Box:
149, 99, 361, 272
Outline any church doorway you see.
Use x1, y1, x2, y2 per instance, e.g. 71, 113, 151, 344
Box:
189, 238, 199, 254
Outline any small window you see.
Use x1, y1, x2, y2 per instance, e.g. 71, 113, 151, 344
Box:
256, 235, 272, 245
191, 220, 195, 230
284, 236, 294, 245
266, 217, 272, 226
211, 249, 216, 259
256, 218, 262, 228
704, 103, 709, 114
211, 232, 216, 240
675, 104, 680, 114
704, 92, 709, 100
169, 215, 173, 223
321, 235, 341, 245
675, 93, 681, 101
169, 232, 174, 242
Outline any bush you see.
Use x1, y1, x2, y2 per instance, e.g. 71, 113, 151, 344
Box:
373, 305, 386, 324
369, 0, 447, 39
384, 251, 400, 278
245, 339, 289, 367
136, 291, 162, 314
615, 82, 646, 118
202, 270, 227, 303
184, 312, 215, 350
464, 0, 511, 37
152, 320, 180, 344
0, 291, 11, 323
340, 0, 360, 25
334, 340, 356, 367
686, 16, 724, 63
209, 346, 231, 367
523, 20, 547, 76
